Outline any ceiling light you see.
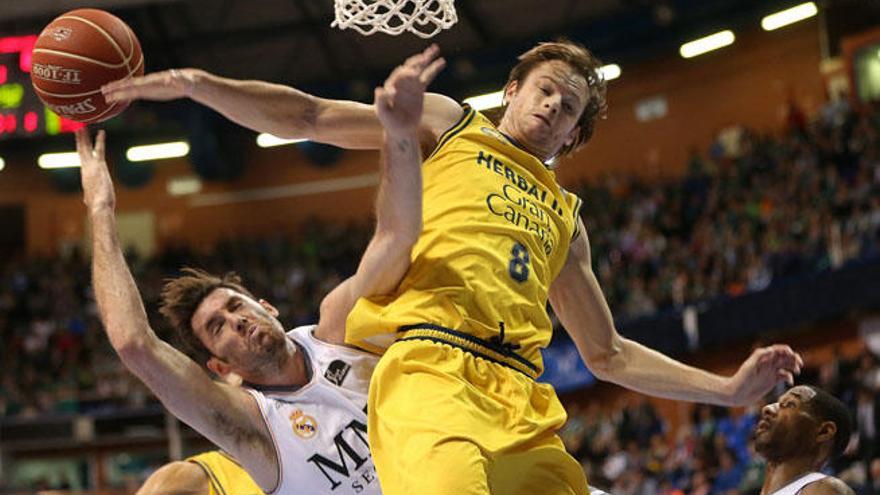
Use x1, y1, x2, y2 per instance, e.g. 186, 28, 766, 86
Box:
38, 152, 79, 169
600, 64, 621, 81
126, 141, 190, 162
761, 2, 818, 31
680, 30, 736, 59
463, 91, 504, 111
256, 133, 307, 148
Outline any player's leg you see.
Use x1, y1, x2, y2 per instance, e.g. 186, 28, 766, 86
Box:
374, 432, 491, 494
368, 340, 492, 495
488, 432, 589, 495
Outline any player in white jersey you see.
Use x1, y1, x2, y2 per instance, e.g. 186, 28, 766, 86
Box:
79, 46, 445, 494
245, 324, 379, 493
754, 385, 854, 495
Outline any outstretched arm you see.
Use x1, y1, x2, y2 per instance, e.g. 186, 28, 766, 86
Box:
78, 130, 278, 490
314, 46, 445, 344
101, 64, 461, 150
549, 217, 803, 407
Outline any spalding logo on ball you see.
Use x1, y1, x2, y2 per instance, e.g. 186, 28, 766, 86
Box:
30, 9, 144, 123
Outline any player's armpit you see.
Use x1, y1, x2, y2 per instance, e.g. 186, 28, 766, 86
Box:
136, 461, 209, 495
315, 278, 355, 345
423, 92, 465, 138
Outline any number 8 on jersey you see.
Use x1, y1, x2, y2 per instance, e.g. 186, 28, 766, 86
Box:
508, 242, 530, 283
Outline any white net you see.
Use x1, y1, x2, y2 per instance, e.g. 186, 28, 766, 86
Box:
332, 0, 458, 38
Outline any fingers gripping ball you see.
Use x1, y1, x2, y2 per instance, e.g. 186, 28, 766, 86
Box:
31, 9, 144, 123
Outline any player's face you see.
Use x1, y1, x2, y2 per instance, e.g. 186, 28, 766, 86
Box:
754, 386, 820, 461
190, 287, 289, 376
500, 60, 588, 160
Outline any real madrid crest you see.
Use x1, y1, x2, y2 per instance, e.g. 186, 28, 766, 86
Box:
290, 409, 318, 439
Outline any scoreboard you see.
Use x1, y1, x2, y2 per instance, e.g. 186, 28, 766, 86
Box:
0, 34, 83, 140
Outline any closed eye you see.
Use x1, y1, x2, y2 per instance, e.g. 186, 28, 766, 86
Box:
226, 296, 243, 312
208, 316, 223, 336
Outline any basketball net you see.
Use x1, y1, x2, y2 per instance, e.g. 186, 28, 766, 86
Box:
332, 0, 457, 38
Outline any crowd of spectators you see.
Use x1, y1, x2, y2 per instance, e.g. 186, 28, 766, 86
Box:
0, 220, 371, 418
0, 96, 879, 492
582, 97, 880, 320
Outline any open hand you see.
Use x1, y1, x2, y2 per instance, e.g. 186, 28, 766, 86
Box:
76, 129, 115, 214
102, 68, 198, 104
375, 44, 445, 135
725, 344, 804, 406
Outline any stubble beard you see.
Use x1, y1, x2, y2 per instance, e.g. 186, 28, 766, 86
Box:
247, 328, 290, 378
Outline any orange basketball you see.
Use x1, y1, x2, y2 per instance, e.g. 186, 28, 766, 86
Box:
30, 9, 144, 123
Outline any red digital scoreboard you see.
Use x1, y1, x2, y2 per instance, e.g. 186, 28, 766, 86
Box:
0, 34, 84, 140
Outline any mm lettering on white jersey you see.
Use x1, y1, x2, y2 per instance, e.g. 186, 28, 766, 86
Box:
247, 326, 381, 494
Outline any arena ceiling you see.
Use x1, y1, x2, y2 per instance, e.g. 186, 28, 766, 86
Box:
0, 0, 813, 101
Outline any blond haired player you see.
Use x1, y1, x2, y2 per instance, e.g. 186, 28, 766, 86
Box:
84, 47, 443, 494
105, 41, 803, 494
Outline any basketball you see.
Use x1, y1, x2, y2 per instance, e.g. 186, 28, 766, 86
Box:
30, 9, 144, 123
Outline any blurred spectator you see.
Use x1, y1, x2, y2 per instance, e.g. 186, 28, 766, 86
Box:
871, 458, 880, 494
712, 448, 744, 494
857, 382, 880, 489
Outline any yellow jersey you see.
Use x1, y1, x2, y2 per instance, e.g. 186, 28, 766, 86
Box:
346, 105, 582, 377
186, 451, 263, 495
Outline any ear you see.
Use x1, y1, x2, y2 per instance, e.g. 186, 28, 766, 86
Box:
503, 80, 519, 107
258, 298, 280, 317
207, 356, 232, 378
816, 420, 837, 445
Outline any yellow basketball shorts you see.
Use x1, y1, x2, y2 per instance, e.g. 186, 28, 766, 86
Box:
367, 338, 589, 495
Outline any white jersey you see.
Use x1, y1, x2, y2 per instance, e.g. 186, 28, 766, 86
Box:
771, 472, 828, 495
247, 326, 381, 495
